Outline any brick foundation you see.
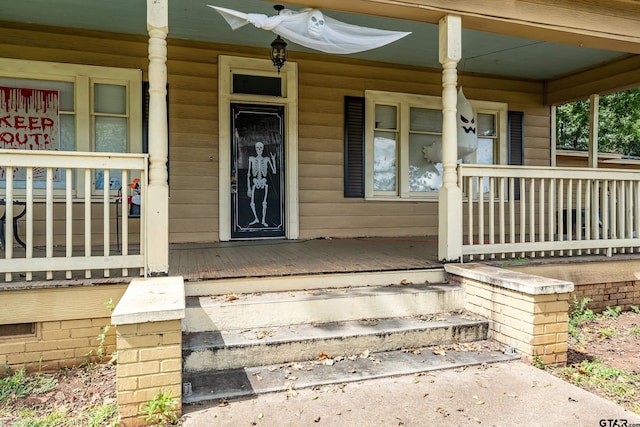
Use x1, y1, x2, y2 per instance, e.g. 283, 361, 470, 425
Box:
0, 283, 126, 374
0, 317, 114, 373
571, 280, 640, 313
509, 260, 640, 314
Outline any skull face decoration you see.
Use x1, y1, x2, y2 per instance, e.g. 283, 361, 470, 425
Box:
307, 10, 325, 39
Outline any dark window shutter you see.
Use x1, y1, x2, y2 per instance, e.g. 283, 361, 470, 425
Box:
508, 111, 524, 200
344, 96, 365, 198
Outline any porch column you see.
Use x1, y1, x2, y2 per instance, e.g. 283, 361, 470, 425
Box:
438, 15, 463, 262
146, 0, 170, 274
588, 94, 600, 168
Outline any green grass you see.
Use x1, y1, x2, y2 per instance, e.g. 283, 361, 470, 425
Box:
599, 327, 617, 338
631, 327, 640, 338
8, 402, 118, 427
568, 297, 596, 342
0, 368, 57, 403
558, 359, 640, 403
602, 305, 622, 318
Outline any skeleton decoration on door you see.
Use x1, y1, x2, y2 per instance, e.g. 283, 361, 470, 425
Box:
208, 5, 411, 54
422, 87, 478, 169
247, 142, 277, 227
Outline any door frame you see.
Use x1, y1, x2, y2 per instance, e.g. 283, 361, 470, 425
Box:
218, 55, 298, 241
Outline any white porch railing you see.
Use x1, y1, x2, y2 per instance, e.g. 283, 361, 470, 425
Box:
459, 164, 640, 260
0, 149, 147, 281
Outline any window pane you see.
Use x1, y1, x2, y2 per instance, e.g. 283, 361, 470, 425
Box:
96, 116, 127, 152
373, 131, 396, 191
233, 74, 281, 96
0, 78, 74, 111
477, 137, 495, 193
478, 113, 496, 137
60, 115, 75, 151
95, 116, 127, 189
94, 84, 126, 114
409, 133, 442, 192
477, 138, 494, 165
410, 107, 442, 133
375, 105, 397, 130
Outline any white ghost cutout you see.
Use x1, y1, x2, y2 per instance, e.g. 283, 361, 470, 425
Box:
422, 87, 478, 167
307, 10, 325, 39
456, 87, 477, 159
208, 5, 410, 54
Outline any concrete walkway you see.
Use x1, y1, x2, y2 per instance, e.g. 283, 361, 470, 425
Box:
181, 360, 640, 427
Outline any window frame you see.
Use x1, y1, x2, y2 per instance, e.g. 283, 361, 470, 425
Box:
0, 58, 142, 199
365, 90, 507, 201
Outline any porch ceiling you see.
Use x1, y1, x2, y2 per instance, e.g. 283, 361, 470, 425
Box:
1, 0, 633, 82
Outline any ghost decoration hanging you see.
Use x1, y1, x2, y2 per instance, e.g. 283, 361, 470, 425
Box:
208, 5, 411, 54
422, 87, 478, 167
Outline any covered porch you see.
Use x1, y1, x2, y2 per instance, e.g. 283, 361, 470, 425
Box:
1, 0, 640, 279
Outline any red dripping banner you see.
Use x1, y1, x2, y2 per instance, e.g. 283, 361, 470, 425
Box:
0, 86, 60, 181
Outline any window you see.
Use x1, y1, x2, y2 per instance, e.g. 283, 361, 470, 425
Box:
0, 59, 142, 197
364, 90, 507, 200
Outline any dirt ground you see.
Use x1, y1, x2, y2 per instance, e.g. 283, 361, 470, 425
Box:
0, 362, 116, 425
566, 311, 640, 370
547, 311, 640, 414
0, 312, 638, 425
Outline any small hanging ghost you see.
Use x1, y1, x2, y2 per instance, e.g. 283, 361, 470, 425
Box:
208, 5, 410, 54
422, 87, 478, 167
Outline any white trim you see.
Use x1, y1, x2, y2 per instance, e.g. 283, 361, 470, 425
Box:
0, 58, 143, 199
364, 90, 507, 201
218, 56, 299, 241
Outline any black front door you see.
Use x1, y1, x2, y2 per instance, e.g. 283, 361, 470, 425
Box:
231, 103, 285, 239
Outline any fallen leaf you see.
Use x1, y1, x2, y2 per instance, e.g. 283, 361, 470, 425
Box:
433, 348, 446, 356
256, 331, 274, 340
312, 395, 319, 400
318, 352, 330, 360
314, 416, 321, 423
258, 413, 264, 420
360, 350, 370, 359
226, 294, 238, 301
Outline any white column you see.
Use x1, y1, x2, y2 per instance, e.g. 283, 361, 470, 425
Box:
438, 15, 463, 262
588, 94, 599, 168
146, 0, 169, 274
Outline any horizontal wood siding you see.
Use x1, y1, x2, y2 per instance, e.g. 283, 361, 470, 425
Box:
1, 23, 549, 243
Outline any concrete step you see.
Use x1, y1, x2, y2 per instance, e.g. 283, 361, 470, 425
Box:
183, 312, 488, 372
183, 282, 464, 333
184, 268, 448, 297
182, 340, 519, 404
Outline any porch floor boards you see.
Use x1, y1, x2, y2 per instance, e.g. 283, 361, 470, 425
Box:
169, 236, 442, 281
0, 237, 442, 287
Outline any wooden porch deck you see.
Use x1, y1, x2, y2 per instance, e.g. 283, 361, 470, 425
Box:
0, 237, 441, 287
169, 237, 442, 282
